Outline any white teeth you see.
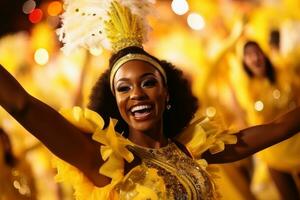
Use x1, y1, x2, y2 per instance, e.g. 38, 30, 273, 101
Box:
131, 105, 151, 113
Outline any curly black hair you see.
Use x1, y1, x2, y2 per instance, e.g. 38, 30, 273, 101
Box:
88, 46, 199, 138
243, 41, 276, 84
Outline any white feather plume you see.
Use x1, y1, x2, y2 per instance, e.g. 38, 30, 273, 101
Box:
57, 0, 155, 55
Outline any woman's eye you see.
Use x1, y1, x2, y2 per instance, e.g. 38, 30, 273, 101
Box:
117, 85, 131, 92
142, 79, 157, 88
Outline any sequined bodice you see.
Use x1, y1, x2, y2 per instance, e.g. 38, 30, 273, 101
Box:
125, 142, 215, 200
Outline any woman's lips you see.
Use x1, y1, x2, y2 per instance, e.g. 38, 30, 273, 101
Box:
130, 104, 153, 121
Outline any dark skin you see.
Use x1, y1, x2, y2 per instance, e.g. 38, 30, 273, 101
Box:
1, 63, 300, 188
113, 61, 169, 148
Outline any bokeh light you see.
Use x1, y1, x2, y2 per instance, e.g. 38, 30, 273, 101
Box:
272, 89, 281, 99
34, 48, 49, 65
206, 106, 216, 117
254, 100, 264, 111
22, 0, 36, 14
29, 9, 43, 24
47, 1, 63, 16
187, 13, 205, 30
89, 47, 103, 56
171, 0, 189, 15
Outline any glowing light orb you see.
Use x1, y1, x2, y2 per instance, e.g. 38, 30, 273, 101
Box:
206, 106, 216, 117
171, 0, 189, 15
89, 47, 103, 56
29, 9, 43, 24
22, 0, 36, 14
272, 89, 281, 99
187, 13, 205, 30
34, 48, 49, 65
254, 101, 264, 111
48, 1, 63, 16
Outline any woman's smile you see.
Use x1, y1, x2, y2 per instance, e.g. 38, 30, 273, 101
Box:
129, 103, 153, 120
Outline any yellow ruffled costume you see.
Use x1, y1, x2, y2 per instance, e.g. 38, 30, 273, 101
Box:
230, 64, 300, 199
54, 107, 237, 200
232, 71, 300, 172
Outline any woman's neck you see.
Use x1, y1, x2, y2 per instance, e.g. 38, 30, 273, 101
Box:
128, 128, 168, 149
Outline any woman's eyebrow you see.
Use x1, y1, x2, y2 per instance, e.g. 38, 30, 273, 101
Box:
116, 77, 129, 83
116, 72, 156, 83
140, 72, 156, 79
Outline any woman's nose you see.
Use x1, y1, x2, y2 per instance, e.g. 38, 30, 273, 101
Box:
254, 52, 261, 61
130, 86, 147, 100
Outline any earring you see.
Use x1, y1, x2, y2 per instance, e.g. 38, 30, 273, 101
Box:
166, 104, 171, 110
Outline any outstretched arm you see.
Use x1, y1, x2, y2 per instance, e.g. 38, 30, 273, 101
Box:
203, 106, 300, 163
0, 64, 109, 186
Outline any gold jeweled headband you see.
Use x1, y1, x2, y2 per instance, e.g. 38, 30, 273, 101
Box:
110, 53, 167, 94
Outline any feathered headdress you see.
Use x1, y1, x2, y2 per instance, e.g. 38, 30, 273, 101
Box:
57, 0, 155, 54
58, 0, 166, 94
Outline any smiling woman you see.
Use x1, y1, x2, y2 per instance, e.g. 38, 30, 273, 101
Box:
1, 0, 300, 199
89, 46, 198, 140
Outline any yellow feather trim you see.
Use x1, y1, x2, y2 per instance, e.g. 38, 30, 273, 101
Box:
176, 116, 237, 159
54, 157, 117, 200
59, 106, 104, 133
56, 107, 134, 199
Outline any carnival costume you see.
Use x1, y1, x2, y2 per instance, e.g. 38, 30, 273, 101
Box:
55, 1, 237, 199
55, 107, 237, 199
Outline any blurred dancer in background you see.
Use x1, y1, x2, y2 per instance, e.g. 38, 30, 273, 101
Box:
232, 40, 300, 199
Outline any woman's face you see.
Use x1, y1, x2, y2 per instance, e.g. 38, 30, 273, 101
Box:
244, 45, 266, 77
113, 60, 168, 134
